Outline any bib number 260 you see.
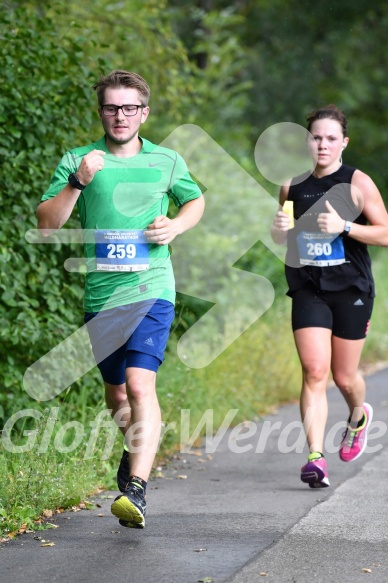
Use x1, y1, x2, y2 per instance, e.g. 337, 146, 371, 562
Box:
296, 231, 345, 266
306, 242, 332, 257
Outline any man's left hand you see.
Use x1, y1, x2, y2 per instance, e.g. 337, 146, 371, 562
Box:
144, 215, 178, 245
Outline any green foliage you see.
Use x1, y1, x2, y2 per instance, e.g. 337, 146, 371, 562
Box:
168, 2, 253, 152
0, 2, 108, 422
363, 249, 388, 362
168, 0, 388, 199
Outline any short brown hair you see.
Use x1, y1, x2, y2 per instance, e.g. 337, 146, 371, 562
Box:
93, 70, 150, 106
306, 104, 348, 137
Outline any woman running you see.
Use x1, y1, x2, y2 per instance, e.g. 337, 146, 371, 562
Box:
271, 104, 388, 487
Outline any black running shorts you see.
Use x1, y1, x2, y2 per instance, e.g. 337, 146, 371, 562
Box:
291, 285, 373, 340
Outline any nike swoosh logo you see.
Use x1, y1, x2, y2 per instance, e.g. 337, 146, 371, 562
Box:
149, 162, 162, 167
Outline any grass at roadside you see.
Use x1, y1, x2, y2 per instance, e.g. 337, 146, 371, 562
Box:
0, 408, 118, 538
362, 249, 388, 363
0, 447, 101, 538
157, 292, 301, 442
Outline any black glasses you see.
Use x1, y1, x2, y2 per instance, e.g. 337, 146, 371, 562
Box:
101, 104, 145, 117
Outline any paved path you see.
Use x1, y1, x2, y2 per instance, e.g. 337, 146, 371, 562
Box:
1, 368, 388, 583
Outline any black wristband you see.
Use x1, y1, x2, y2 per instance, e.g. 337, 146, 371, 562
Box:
68, 172, 86, 191
342, 220, 352, 236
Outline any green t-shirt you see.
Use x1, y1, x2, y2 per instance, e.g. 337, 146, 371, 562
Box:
41, 136, 202, 312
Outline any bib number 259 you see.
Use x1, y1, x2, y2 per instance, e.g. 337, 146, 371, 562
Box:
107, 243, 136, 259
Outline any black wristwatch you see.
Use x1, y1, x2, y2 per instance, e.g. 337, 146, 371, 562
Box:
342, 220, 352, 236
68, 172, 86, 191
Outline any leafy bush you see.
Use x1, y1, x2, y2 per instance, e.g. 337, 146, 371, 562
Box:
0, 3, 110, 422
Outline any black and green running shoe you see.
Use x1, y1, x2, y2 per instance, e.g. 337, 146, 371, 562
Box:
116, 449, 130, 493
111, 483, 146, 529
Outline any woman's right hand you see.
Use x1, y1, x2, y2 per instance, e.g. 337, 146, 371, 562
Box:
272, 210, 290, 231
270, 210, 290, 245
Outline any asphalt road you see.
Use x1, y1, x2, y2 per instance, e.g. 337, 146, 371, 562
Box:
1, 367, 388, 583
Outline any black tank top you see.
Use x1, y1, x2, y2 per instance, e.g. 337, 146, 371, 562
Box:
285, 164, 374, 297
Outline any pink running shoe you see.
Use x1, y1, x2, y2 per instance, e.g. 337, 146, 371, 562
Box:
339, 402, 373, 462
301, 455, 330, 488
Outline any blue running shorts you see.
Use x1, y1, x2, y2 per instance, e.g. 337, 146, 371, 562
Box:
84, 299, 175, 384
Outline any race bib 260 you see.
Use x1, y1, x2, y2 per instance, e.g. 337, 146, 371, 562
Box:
296, 231, 346, 267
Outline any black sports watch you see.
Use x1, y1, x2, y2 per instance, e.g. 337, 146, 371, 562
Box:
68, 172, 86, 191
342, 220, 352, 236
